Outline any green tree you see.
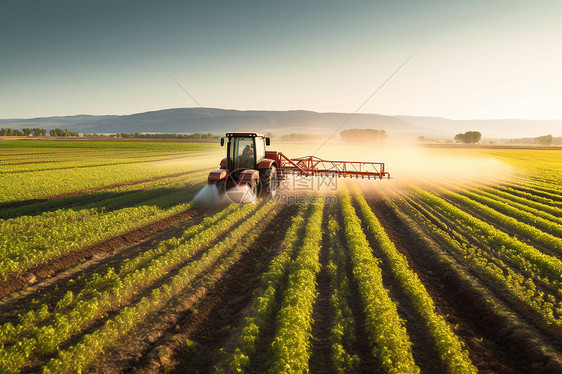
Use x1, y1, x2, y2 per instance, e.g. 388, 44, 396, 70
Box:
454, 131, 481, 144
22, 128, 32, 136
536, 134, 553, 146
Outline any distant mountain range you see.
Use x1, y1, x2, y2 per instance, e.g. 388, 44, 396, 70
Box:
1, 108, 560, 139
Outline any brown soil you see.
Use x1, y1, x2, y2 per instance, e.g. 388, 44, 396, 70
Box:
0, 208, 202, 299
355, 198, 449, 374
334, 209, 381, 373
438, 193, 562, 261
87, 204, 296, 373
373, 196, 562, 373
308, 207, 335, 373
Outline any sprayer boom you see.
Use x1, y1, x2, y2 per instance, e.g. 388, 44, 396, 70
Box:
207, 133, 390, 200
276, 153, 390, 180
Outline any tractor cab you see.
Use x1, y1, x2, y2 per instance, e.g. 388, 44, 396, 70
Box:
222, 133, 270, 177
208, 133, 278, 197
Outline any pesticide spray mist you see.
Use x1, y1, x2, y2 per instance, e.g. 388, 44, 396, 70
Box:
193, 183, 259, 206
193, 184, 220, 205
275, 141, 516, 199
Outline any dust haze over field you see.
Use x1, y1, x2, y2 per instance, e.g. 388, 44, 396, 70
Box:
273, 141, 515, 194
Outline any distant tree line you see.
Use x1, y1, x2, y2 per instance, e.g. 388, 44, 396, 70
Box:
340, 129, 387, 142
503, 135, 560, 145
0, 128, 47, 136
49, 128, 80, 137
536, 134, 553, 146
454, 131, 482, 144
114, 132, 219, 139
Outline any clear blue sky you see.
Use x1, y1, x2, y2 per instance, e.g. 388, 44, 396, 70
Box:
1, 0, 561, 119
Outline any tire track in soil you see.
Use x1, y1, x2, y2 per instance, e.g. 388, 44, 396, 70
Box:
334, 209, 380, 374
371, 196, 554, 373
308, 206, 334, 373
0, 207, 203, 300
355, 197, 448, 374
0, 168, 207, 210
95, 204, 296, 374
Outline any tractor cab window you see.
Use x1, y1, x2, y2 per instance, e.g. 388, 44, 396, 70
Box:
255, 137, 265, 163
231, 137, 255, 170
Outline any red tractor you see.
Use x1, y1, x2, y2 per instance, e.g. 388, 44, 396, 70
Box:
208, 133, 279, 197
207, 132, 390, 197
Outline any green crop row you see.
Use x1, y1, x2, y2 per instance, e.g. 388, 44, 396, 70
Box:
352, 189, 476, 373
411, 189, 561, 295
400, 192, 562, 327
219, 204, 308, 373
268, 203, 324, 373
414, 188, 562, 283
494, 185, 562, 208
325, 214, 359, 374
0, 203, 260, 372
41, 202, 280, 374
472, 185, 562, 220
0, 170, 206, 220
383, 192, 562, 371
0, 154, 190, 174
440, 188, 562, 252
0, 156, 215, 204
0, 190, 199, 280
339, 190, 419, 373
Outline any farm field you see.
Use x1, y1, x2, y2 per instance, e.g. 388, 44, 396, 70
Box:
0, 139, 561, 373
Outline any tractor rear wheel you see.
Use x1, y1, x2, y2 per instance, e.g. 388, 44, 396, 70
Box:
260, 166, 278, 196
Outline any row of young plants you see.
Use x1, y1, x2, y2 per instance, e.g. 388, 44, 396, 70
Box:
413, 187, 562, 283
438, 187, 562, 252
383, 192, 562, 372
0, 189, 201, 280
500, 175, 562, 202
339, 190, 419, 373
268, 203, 324, 373
414, 186, 562, 297
41, 202, 280, 374
404, 189, 557, 291
0, 155, 216, 204
354, 191, 477, 373
467, 185, 562, 224
352, 189, 476, 373
401, 190, 562, 328
325, 214, 360, 373
0, 203, 254, 347
505, 182, 562, 202
0, 153, 195, 174
0, 202, 270, 372
218, 204, 308, 372
0, 169, 207, 219
0, 145, 217, 168
494, 184, 562, 208
522, 179, 562, 196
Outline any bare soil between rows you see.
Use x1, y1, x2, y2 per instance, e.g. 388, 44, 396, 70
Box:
369, 194, 562, 373
91, 204, 297, 373
0, 208, 202, 300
